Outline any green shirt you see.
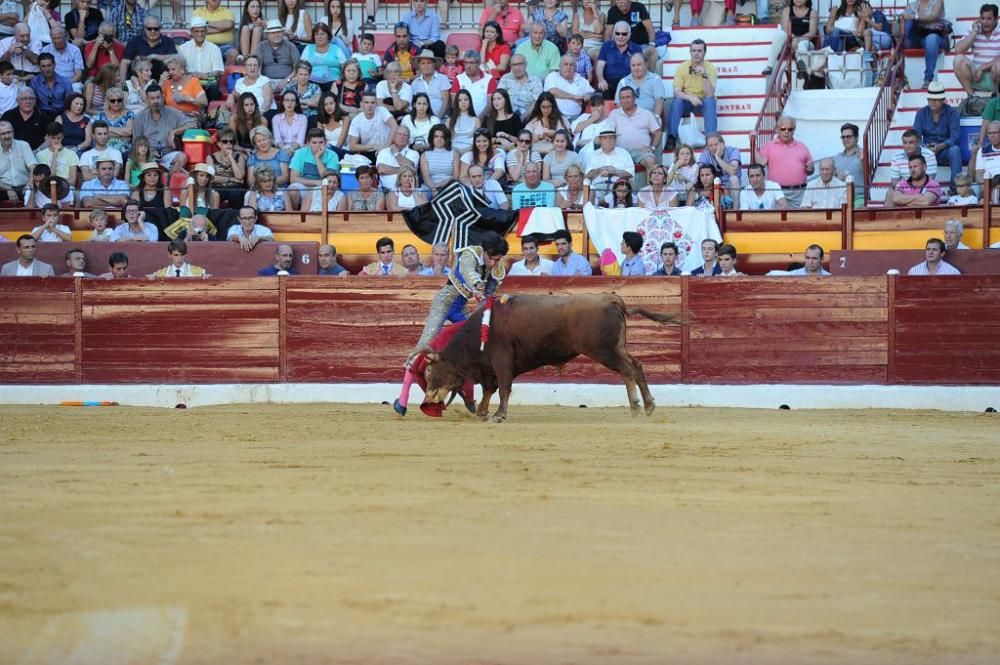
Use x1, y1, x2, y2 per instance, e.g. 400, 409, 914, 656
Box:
514, 40, 561, 79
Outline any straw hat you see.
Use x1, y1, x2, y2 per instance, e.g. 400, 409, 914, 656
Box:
414, 48, 441, 64
926, 81, 946, 100
139, 162, 162, 176
193, 163, 215, 177
265, 18, 283, 32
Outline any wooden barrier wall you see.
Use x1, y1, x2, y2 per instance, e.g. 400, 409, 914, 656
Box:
2, 277, 999, 386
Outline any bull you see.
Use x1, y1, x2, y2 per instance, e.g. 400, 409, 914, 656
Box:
423, 293, 682, 422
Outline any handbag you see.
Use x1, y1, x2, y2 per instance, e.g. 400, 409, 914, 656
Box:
918, 19, 953, 38
678, 114, 706, 148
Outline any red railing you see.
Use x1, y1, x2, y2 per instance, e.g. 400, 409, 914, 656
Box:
861, 19, 908, 205
750, 41, 794, 165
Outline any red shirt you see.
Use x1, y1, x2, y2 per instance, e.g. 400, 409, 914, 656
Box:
84, 39, 125, 79
483, 42, 512, 79
759, 138, 814, 187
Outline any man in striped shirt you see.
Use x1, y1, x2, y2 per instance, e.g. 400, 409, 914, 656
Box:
907, 237, 962, 275
889, 129, 938, 186
954, 4, 1000, 97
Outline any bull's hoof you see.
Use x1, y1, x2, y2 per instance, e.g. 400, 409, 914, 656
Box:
464, 399, 477, 415
392, 399, 406, 416
489, 414, 506, 423
645, 401, 656, 416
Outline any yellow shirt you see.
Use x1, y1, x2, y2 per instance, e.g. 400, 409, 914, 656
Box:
193, 6, 236, 46
673, 59, 717, 98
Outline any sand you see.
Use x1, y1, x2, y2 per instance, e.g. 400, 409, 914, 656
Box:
1, 403, 998, 665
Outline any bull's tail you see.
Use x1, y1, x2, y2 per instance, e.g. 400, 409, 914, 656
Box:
624, 306, 686, 326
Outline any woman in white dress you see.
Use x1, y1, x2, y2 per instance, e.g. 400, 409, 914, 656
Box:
401, 93, 439, 152
386, 166, 429, 211
229, 54, 275, 111
637, 165, 677, 210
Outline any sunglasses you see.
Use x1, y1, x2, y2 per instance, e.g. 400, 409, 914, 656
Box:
109, 98, 124, 102
146, 26, 161, 31
518, 138, 531, 143
219, 139, 234, 144
614, 31, 629, 36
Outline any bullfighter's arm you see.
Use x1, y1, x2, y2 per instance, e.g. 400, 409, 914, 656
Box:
457, 250, 487, 295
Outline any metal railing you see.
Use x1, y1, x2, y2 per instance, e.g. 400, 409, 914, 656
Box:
860, 17, 907, 205
749, 40, 793, 165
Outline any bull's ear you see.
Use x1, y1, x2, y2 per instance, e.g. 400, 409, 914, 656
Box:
425, 352, 441, 364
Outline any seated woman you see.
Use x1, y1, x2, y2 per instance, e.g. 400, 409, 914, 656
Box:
96, 89, 134, 157
689, 164, 734, 211
505, 130, 542, 184
57, 92, 92, 152
302, 22, 342, 91
419, 124, 460, 196
162, 55, 208, 120
132, 162, 167, 209
314, 91, 351, 157
284, 61, 322, 120
602, 178, 636, 208
401, 92, 439, 152
125, 136, 153, 188
84, 64, 116, 116
480, 89, 523, 152
244, 166, 287, 212
386, 165, 428, 211
460, 128, 506, 183
180, 163, 222, 217
207, 128, 248, 209
348, 165, 386, 211
449, 89, 480, 154
125, 57, 155, 114
337, 59, 367, 116
272, 90, 308, 154
303, 169, 347, 212
637, 164, 676, 210
246, 126, 291, 188
230, 91, 268, 151
239, 0, 266, 62
541, 129, 580, 189
556, 163, 589, 209
522, 91, 569, 155
228, 54, 275, 113
665, 144, 698, 205
480, 20, 511, 79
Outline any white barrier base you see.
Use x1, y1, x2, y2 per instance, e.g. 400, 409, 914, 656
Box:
1, 383, 998, 412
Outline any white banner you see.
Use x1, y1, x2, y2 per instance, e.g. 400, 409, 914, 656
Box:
582, 204, 723, 274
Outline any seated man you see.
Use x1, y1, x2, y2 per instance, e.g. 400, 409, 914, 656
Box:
975, 121, 1000, 186
666, 39, 717, 152
401, 244, 426, 275
913, 82, 962, 190
360, 236, 408, 276
111, 199, 158, 241
35, 122, 79, 185
953, 4, 1000, 99
653, 241, 681, 276
943, 219, 970, 250
227, 205, 274, 251
257, 243, 298, 276
698, 132, 742, 203
801, 158, 847, 209
515, 21, 561, 79
907, 237, 961, 275
716, 243, 742, 276
63, 248, 95, 277
596, 21, 642, 100
131, 85, 195, 169
885, 154, 941, 207
890, 128, 938, 187
508, 234, 554, 275
28, 53, 72, 117
0, 234, 54, 276
606, 85, 660, 172
289, 128, 340, 210
584, 126, 634, 204
498, 54, 542, 118
41, 27, 84, 93
318, 243, 348, 276
255, 20, 298, 91
80, 121, 122, 180
740, 163, 788, 210
467, 164, 508, 209
30, 203, 71, 242
689, 238, 722, 276
192, 0, 238, 65
0, 119, 35, 202
177, 17, 225, 100
100, 251, 131, 279
376, 126, 419, 194
545, 54, 594, 120
150, 239, 208, 277
619, 231, 646, 275
788, 244, 831, 275
84, 22, 125, 81
384, 22, 420, 82
81, 159, 131, 209
511, 162, 556, 208
183, 214, 213, 242
550, 228, 592, 276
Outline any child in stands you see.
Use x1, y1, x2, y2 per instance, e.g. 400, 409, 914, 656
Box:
352, 33, 383, 88
946, 173, 980, 206
439, 44, 465, 85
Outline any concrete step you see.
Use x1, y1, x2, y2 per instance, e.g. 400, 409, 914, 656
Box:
663, 74, 770, 96
661, 57, 771, 78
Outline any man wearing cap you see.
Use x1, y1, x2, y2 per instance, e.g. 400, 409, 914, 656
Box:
606, 85, 660, 172
255, 19, 299, 91
912, 81, 962, 190
410, 49, 451, 117
452, 50, 496, 116
385, 22, 420, 82
545, 54, 594, 120
402, 0, 445, 58
514, 21, 560, 79
584, 125, 634, 201
179, 17, 225, 100
498, 53, 542, 117
193, 0, 237, 65
120, 16, 176, 81
81, 159, 131, 208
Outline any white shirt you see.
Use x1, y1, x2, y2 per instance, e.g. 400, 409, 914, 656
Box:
348, 107, 393, 147
0, 35, 42, 73
583, 146, 635, 180
801, 176, 846, 209
375, 79, 413, 108
475, 179, 507, 208
0, 80, 18, 113
400, 114, 439, 149
234, 74, 276, 111
907, 260, 961, 275
889, 146, 938, 180
543, 71, 594, 118
455, 71, 493, 116
375, 145, 419, 192
178, 39, 225, 78
111, 221, 159, 242
16, 260, 34, 276
740, 180, 786, 210
509, 257, 554, 275
80, 147, 123, 171
31, 224, 71, 241
976, 143, 1000, 179
788, 266, 831, 276
226, 223, 274, 241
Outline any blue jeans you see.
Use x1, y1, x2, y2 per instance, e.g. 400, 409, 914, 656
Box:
668, 97, 717, 138
824, 28, 861, 52
933, 143, 964, 185
906, 23, 944, 82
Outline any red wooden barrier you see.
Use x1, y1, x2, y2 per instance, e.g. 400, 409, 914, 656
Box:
2, 276, 998, 386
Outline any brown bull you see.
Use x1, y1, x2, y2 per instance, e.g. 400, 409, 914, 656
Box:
424, 294, 682, 422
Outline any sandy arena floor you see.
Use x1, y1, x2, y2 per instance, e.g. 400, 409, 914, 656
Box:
1, 403, 998, 665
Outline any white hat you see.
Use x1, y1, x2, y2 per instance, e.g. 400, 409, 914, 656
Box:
265, 18, 283, 33
190, 17, 208, 29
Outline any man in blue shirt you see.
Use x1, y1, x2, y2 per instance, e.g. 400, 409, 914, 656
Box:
912, 82, 962, 191
596, 22, 643, 100
289, 128, 340, 210
620, 231, 647, 275
402, 0, 445, 58
257, 244, 299, 276
29, 53, 72, 117
652, 241, 682, 275
550, 228, 592, 276
511, 162, 555, 208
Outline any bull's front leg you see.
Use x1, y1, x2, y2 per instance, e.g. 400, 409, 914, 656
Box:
477, 381, 497, 421
490, 379, 512, 423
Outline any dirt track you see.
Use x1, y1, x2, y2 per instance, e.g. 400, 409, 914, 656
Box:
1, 403, 998, 665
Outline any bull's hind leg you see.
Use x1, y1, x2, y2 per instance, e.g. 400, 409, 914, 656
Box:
586, 348, 643, 417
628, 351, 656, 416
477, 380, 497, 421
